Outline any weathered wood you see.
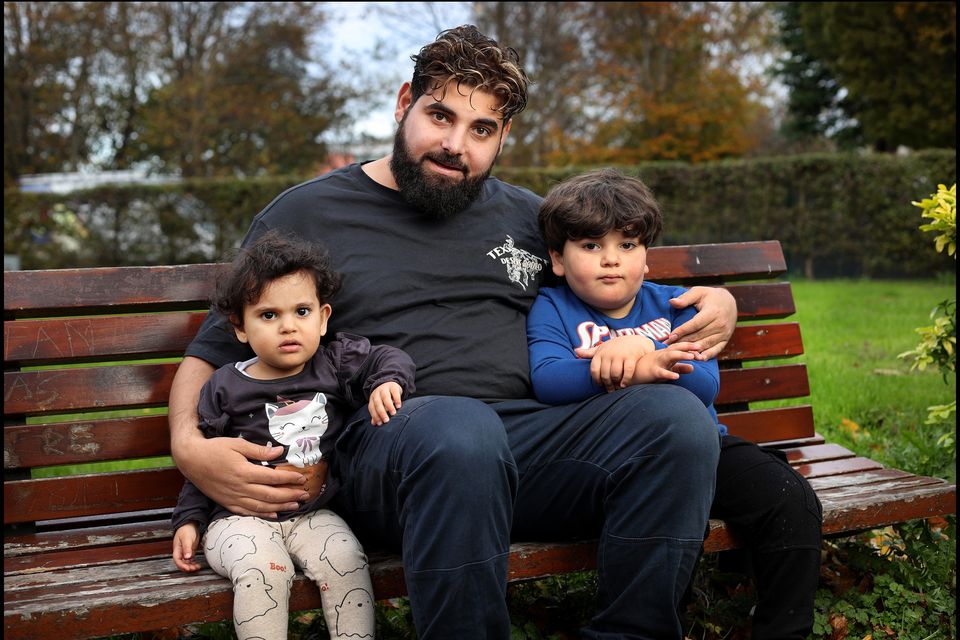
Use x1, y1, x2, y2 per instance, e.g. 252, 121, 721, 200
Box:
720, 322, 803, 361
4, 416, 170, 469
715, 364, 810, 405
4, 363, 177, 415
4, 240, 955, 640
4, 264, 219, 317
719, 406, 815, 443
4, 312, 207, 366
4, 468, 182, 524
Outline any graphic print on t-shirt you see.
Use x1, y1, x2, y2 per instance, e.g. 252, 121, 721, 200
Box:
485, 235, 546, 290
265, 392, 329, 467
575, 318, 673, 350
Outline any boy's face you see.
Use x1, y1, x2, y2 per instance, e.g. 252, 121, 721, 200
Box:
234, 270, 331, 379
549, 229, 649, 319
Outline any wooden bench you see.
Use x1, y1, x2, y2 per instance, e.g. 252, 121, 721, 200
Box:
5, 240, 956, 639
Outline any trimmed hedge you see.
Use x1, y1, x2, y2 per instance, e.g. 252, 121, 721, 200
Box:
4, 150, 956, 277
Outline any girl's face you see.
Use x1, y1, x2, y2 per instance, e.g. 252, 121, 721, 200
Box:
234, 270, 331, 379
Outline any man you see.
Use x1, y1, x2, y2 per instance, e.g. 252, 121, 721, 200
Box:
169, 25, 736, 639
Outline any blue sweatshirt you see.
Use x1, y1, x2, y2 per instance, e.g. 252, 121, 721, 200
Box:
527, 282, 726, 434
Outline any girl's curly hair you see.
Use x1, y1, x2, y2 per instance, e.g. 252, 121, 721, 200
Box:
214, 230, 341, 327
410, 24, 530, 121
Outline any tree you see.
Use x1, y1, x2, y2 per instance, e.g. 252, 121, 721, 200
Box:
474, 2, 778, 165
776, 2, 956, 151
772, 2, 862, 148
4, 2, 113, 184
4, 2, 366, 182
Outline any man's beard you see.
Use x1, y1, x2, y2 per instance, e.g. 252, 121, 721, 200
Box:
389, 118, 494, 219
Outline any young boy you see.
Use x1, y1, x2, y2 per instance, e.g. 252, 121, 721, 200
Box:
171, 231, 416, 640
527, 169, 822, 639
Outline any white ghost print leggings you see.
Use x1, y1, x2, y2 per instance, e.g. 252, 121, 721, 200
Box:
203, 510, 375, 640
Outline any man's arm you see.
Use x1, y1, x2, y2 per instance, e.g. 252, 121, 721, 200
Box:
169, 356, 308, 517
664, 286, 737, 359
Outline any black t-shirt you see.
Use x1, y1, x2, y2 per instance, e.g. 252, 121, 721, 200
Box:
186, 163, 549, 401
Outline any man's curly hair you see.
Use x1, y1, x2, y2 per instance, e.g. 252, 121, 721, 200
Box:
214, 230, 341, 328
410, 24, 530, 121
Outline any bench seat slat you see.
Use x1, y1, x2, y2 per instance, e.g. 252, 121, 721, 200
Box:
5, 479, 955, 640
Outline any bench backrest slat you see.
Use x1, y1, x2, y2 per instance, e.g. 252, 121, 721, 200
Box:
4, 468, 182, 524
4, 416, 170, 470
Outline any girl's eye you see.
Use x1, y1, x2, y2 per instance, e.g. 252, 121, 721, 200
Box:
297, 307, 310, 317
582, 242, 600, 251
621, 242, 638, 250
261, 311, 276, 320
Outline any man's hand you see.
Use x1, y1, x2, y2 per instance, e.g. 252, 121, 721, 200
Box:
172, 522, 201, 573
177, 437, 309, 518
665, 286, 737, 359
369, 381, 403, 426
169, 356, 308, 518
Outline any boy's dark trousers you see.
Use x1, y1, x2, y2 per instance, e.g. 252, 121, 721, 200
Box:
700, 434, 824, 640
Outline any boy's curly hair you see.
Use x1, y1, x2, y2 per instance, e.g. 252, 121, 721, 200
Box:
539, 169, 663, 253
214, 230, 341, 327
410, 24, 530, 121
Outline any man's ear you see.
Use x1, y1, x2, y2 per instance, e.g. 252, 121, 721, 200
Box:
395, 82, 413, 123
497, 119, 513, 155
548, 248, 565, 278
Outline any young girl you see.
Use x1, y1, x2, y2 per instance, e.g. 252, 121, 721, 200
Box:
171, 231, 416, 639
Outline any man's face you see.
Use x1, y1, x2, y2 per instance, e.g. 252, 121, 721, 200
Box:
390, 79, 512, 218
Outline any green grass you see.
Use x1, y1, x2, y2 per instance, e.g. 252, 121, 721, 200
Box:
754, 278, 956, 481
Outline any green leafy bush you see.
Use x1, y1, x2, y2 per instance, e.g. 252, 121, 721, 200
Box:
900, 183, 957, 432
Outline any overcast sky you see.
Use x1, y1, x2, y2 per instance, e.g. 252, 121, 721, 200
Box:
322, 2, 472, 142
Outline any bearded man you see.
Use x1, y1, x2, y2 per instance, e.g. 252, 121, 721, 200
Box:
169, 25, 737, 639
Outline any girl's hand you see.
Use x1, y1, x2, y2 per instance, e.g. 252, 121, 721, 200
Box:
173, 522, 202, 573
369, 381, 403, 426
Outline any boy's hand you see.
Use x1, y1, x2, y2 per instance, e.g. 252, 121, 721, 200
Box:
577, 335, 657, 391
369, 381, 403, 426
173, 522, 202, 573
665, 286, 737, 359
628, 345, 699, 387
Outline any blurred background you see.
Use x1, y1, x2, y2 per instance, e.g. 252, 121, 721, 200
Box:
3, 1, 956, 276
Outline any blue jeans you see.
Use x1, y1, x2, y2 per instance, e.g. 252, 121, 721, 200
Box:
331, 385, 719, 639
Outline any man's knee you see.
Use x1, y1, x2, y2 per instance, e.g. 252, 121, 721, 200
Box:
615, 385, 720, 464
394, 396, 515, 489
